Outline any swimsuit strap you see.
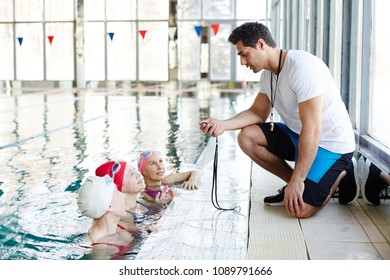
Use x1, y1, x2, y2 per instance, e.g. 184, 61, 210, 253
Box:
117, 224, 127, 231
136, 200, 154, 215
145, 187, 162, 198
126, 209, 141, 223
126, 206, 152, 223
91, 242, 127, 252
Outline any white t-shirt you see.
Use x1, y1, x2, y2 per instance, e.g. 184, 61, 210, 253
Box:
259, 50, 355, 154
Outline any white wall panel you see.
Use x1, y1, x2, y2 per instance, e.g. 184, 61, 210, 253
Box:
0, 24, 14, 80
45, 22, 74, 80
15, 0, 43, 21
84, 0, 105, 21
84, 22, 105, 81
0, 0, 14, 22
209, 24, 232, 81
45, 0, 74, 21
106, 0, 137, 20
107, 22, 137, 81
138, 21, 169, 81
15, 23, 44, 80
138, 0, 169, 20
178, 21, 201, 81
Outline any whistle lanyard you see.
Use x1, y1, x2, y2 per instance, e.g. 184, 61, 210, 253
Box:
211, 137, 240, 211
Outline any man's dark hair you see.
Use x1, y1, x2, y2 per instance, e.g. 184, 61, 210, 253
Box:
228, 22, 276, 48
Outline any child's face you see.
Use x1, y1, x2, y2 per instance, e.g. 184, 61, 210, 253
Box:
143, 153, 166, 181
121, 165, 145, 194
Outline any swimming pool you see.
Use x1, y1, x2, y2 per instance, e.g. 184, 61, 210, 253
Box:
0, 82, 252, 260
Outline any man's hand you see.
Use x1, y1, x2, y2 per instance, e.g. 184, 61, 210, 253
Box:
199, 119, 225, 137
283, 181, 305, 216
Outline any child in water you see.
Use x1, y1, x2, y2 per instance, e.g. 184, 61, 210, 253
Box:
77, 175, 134, 258
95, 160, 158, 233
137, 150, 202, 203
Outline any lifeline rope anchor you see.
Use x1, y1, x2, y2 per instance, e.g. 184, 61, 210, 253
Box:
211, 137, 241, 211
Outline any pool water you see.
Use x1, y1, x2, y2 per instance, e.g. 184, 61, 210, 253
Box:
0, 83, 249, 260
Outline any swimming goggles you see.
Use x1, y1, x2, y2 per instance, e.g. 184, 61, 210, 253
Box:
111, 161, 121, 182
140, 150, 160, 159
102, 161, 121, 185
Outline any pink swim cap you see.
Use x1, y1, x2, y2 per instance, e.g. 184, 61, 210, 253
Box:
95, 161, 127, 192
137, 150, 160, 175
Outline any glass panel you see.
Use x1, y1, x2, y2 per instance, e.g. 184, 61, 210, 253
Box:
203, 0, 234, 20
177, 0, 201, 20
138, 21, 169, 81
15, 0, 43, 22
45, 22, 74, 80
84, 0, 105, 21
107, 22, 137, 81
15, 23, 44, 80
0, 24, 14, 80
236, 0, 267, 19
370, 1, 390, 148
106, 0, 136, 20
351, 1, 362, 131
45, 0, 74, 21
84, 22, 105, 81
138, 0, 169, 20
178, 21, 201, 81
0, 0, 13, 22
209, 24, 232, 81
328, 0, 342, 88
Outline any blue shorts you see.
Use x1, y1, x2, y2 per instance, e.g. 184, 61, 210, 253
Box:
258, 122, 353, 207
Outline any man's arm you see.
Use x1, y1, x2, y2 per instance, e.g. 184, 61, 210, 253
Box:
284, 94, 323, 216
200, 93, 272, 137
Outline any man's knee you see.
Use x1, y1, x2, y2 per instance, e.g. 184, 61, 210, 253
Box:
294, 211, 314, 219
237, 127, 250, 148
237, 125, 264, 149
293, 204, 319, 219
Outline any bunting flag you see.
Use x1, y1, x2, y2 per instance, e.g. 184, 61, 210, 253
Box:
211, 24, 220, 36
194, 25, 203, 37
139, 30, 147, 39
108, 32, 114, 41
47, 35, 54, 45
17, 37, 23, 46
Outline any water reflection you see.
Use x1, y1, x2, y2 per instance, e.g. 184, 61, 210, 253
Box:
0, 83, 248, 259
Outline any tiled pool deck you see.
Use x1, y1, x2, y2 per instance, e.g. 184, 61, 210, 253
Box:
136, 126, 390, 260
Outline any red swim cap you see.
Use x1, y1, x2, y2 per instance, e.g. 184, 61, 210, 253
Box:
95, 161, 126, 192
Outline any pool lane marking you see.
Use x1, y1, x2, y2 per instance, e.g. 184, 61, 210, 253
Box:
0, 88, 123, 114
0, 89, 131, 150
0, 115, 103, 150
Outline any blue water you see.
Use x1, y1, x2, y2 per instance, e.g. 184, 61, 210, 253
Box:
0, 84, 246, 260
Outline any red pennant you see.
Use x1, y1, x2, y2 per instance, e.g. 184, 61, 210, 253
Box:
211, 24, 219, 36
139, 30, 147, 39
48, 36, 54, 45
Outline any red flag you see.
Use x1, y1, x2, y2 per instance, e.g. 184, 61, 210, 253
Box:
139, 30, 147, 39
48, 35, 54, 45
211, 24, 219, 36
